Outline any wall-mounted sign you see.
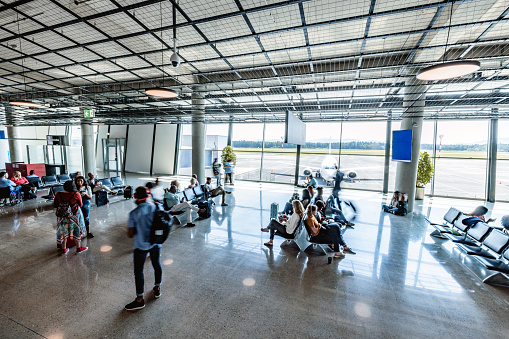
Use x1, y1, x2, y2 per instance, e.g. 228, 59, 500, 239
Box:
83, 109, 95, 118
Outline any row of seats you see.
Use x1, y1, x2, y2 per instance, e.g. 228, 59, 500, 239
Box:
428, 207, 509, 287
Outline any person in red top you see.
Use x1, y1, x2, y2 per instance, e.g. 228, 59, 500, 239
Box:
11, 171, 37, 200
53, 180, 87, 255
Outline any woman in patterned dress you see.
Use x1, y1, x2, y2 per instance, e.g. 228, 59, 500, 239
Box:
53, 180, 88, 255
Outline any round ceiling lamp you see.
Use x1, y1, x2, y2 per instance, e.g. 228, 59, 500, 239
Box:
145, 88, 178, 99
416, 60, 480, 81
9, 100, 41, 108
245, 117, 260, 122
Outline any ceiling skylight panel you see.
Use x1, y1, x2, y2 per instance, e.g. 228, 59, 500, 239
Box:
374, 0, 442, 13
64, 77, 93, 85
118, 34, 162, 53
5, 38, 46, 54
2, 17, 43, 35
93, 12, 145, 38
436, 0, 501, 26
60, 22, 107, 44
307, 19, 367, 45
241, 0, 289, 10
369, 7, 437, 36
0, 45, 21, 59
179, 45, 221, 62
227, 54, 269, 68
192, 59, 230, 72
60, 0, 117, 17
197, 16, 252, 41
58, 47, 99, 63
413, 48, 449, 63
180, 0, 239, 20
113, 56, 151, 69
36, 53, 71, 67
82, 74, 112, 83
215, 38, 262, 57
267, 49, 308, 63
87, 61, 123, 73
318, 91, 353, 99
20, 0, 74, 26
171, 26, 206, 45
128, 1, 185, 30
43, 68, 74, 78
62, 64, 96, 76
87, 41, 131, 58
364, 33, 421, 54
259, 30, 306, 51
480, 21, 509, 41
13, 57, 48, 70
247, 4, 301, 33
26, 30, 75, 50
304, 0, 370, 24
310, 42, 363, 59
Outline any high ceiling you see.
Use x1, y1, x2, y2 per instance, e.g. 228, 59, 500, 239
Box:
1, 0, 509, 125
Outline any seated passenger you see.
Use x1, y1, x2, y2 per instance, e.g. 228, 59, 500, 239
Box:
163, 185, 204, 227
382, 191, 400, 213
305, 174, 317, 188
463, 206, 495, 226
192, 174, 199, 186
261, 200, 304, 247
305, 204, 355, 258
11, 171, 37, 200
87, 173, 115, 195
187, 178, 198, 189
501, 215, 509, 235
170, 180, 180, 192
283, 192, 300, 214
27, 170, 39, 178
301, 185, 315, 209
315, 187, 325, 205
0, 171, 21, 196
319, 199, 354, 228
204, 177, 230, 206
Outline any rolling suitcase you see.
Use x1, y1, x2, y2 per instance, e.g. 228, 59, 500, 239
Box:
270, 202, 279, 220
95, 190, 109, 206
124, 186, 133, 199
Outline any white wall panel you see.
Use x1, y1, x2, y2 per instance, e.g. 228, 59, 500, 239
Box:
109, 125, 127, 139
152, 124, 177, 175
95, 125, 108, 171
125, 124, 154, 173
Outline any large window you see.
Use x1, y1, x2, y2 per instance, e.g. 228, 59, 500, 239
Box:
232, 123, 263, 181
432, 120, 488, 199
260, 123, 296, 184
496, 120, 509, 201
178, 125, 192, 175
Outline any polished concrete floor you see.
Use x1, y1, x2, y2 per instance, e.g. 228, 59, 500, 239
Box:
1, 175, 509, 338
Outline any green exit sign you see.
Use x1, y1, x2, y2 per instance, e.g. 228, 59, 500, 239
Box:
83, 109, 95, 118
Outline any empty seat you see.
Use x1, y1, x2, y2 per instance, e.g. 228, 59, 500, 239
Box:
445, 221, 492, 246
192, 185, 205, 200
42, 175, 60, 187
457, 229, 509, 259
177, 191, 185, 202
27, 176, 43, 189
474, 248, 509, 274
99, 178, 113, 187
110, 176, 125, 188
428, 207, 462, 238
57, 174, 71, 182
52, 185, 65, 195
183, 188, 195, 202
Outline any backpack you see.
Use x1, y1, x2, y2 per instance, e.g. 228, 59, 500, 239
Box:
150, 204, 173, 245
56, 200, 72, 218
394, 201, 408, 216
198, 200, 213, 219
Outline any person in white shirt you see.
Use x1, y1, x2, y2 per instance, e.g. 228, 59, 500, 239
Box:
261, 200, 305, 247
204, 177, 231, 206
147, 180, 164, 203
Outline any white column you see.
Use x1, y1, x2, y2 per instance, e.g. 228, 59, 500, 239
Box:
192, 86, 206, 184
81, 121, 96, 175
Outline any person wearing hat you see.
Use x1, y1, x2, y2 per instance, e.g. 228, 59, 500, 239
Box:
462, 206, 495, 227
212, 158, 222, 186
500, 215, 509, 235
125, 186, 162, 311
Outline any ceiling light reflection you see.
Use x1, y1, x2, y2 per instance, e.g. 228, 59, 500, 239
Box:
354, 302, 371, 318
163, 259, 174, 265
100, 245, 112, 252
242, 278, 256, 286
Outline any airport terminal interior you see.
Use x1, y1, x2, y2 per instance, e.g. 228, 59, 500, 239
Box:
2, 0, 509, 338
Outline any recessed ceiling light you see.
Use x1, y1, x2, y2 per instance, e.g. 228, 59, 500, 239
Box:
145, 88, 178, 99
416, 60, 481, 81
157, 120, 171, 124
91, 122, 104, 125
9, 100, 41, 108
369, 116, 388, 120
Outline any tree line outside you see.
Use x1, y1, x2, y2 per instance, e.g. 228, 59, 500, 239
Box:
231, 140, 504, 152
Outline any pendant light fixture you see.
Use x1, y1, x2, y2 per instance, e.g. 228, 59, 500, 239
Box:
145, 1, 178, 99
416, 1, 480, 81
245, 117, 260, 122
9, 14, 41, 108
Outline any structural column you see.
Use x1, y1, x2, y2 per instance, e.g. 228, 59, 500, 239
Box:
192, 86, 206, 184
81, 120, 96, 175
395, 77, 426, 212
486, 111, 498, 202
5, 107, 22, 162
383, 110, 392, 194
227, 115, 233, 146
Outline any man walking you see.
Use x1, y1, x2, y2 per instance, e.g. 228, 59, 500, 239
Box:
125, 186, 162, 311
212, 158, 222, 186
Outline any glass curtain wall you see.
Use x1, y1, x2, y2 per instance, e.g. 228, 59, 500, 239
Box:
432, 120, 488, 199
205, 123, 228, 177
231, 123, 263, 181
496, 120, 509, 201
417, 121, 436, 196
178, 124, 192, 175
261, 123, 297, 184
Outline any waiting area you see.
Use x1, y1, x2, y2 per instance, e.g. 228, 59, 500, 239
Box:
0, 174, 508, 338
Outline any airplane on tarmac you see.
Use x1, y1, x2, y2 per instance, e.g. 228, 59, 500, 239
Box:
302, 154, 357, 187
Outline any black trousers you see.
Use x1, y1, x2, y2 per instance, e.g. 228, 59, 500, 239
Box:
134, 246, 162, 297
267, 219, 288, 240
310, 223, 345, 250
